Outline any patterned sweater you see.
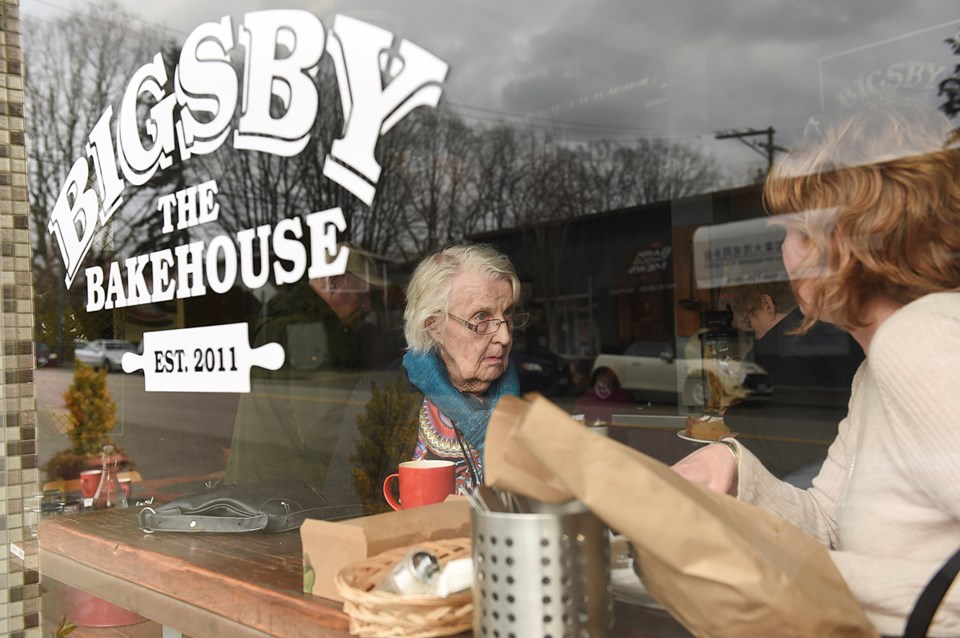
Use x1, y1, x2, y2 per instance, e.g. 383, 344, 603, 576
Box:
413, 398, 484, 492
734, 292, 960, 637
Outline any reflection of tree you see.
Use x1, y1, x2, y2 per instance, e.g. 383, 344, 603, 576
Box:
515, 136, 583, 353
201, 138, 311, 235
583, 139, 724, 211
122, 43, 191, 258
472, 124, 523, 233
25, 4, 150, 276
351, 378, 420, 513
521, 219, 572, 354
45, 361, 120, 482
24, 4, 165, 346
356, 128, 417, 259
196, 62, 421, 262
25, 3, 727, 348
939, 33, 960, 121
401, 111, 480, 254
207, 64, 349, 237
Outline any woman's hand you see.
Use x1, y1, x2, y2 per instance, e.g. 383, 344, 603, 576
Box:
671, 443, 739, 495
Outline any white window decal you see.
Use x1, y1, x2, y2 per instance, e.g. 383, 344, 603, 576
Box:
323, 15, 449, 204
84, 203, 349, 311
234, 10, 325, 156
116, 52, 177, 186
174, 16, 238, 159
123, 323, 284, 393
49, 11, 448, 291
45, 10, 450, 393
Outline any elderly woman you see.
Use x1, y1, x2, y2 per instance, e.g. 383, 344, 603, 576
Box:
401, 244, 526, 491
319, 244, 524, 508
672, 101, 960, 636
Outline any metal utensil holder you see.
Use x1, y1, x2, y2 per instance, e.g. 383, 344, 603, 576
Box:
472, 502, 612, 637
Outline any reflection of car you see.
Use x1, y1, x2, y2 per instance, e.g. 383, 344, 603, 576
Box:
74, 339, 138, 372
589, 340, 768, 408
511, 347, 571, 397
36, 343, 59, 368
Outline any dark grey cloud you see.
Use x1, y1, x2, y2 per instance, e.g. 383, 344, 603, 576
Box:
21, 0, 960, 172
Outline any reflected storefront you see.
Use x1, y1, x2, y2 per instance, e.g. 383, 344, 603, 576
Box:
4, 0, 960, 635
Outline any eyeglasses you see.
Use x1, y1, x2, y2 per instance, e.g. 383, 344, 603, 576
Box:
734, 304, 760, 331
447, 312, 529, 335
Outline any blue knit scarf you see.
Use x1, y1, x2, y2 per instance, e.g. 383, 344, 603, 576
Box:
402, 350, 520, 455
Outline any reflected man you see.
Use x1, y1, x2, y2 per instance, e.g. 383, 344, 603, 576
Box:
225, 245, 401, 489
722, 277, 863, 482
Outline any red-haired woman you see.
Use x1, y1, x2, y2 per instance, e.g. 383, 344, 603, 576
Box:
672, 101, 960, 637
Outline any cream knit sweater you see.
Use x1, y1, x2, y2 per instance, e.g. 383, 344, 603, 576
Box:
736, 292, 960, 637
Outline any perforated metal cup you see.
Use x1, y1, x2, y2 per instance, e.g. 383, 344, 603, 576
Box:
471, 502, 612, 638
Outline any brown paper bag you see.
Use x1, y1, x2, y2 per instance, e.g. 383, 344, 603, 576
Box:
484, 394, 878, 638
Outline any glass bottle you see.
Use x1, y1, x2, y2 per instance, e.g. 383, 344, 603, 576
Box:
92, 444, 128, 509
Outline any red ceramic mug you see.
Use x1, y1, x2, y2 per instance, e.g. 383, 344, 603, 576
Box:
383, 460, 456, 510
79, 470, 102, 499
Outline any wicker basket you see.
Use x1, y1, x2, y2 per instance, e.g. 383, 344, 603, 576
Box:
335, 538, 473, 638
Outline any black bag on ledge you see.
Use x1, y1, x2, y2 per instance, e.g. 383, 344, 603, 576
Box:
137, 478, 362, 533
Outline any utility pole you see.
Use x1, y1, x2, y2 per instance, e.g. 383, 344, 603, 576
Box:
714, 127, 788, 174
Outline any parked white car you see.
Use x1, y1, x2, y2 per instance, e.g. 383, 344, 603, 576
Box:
590, 339, 768, 409
74, 339, 138, 373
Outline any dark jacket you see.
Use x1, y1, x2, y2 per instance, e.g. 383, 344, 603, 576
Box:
724, 308, 864, 478
225, 283, 403, 495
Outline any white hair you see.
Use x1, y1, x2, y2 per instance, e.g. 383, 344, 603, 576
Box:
403, 244, 521, 352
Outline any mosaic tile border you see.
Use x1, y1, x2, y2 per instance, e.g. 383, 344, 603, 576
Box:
0, 1, 41, 636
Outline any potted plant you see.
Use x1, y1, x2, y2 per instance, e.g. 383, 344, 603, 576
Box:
45, 362, 145, 628
351, 378, 420, 513
43, 361, 129, 484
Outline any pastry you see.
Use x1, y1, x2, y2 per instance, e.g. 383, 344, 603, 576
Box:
685, 414, 730, 441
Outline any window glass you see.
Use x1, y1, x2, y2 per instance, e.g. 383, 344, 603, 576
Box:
19, 0, 960, 631
24, 0, 960, 505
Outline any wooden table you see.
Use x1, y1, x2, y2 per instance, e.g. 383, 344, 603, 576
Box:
38, 508, 691, 637
39, 508, 349, 638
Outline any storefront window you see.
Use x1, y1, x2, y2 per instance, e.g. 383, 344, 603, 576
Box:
9, 0, 960, 634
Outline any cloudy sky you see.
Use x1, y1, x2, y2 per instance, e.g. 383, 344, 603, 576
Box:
19, 0, 960, 178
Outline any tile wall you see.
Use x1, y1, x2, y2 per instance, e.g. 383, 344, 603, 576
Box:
0, 0, 41, 636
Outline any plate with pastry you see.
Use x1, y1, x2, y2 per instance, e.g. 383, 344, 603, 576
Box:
677, 413, 736, 443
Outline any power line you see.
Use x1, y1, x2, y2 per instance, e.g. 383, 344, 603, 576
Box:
443, 101, 708, 141
20, 3, 721, 146
445, 101, 670, 134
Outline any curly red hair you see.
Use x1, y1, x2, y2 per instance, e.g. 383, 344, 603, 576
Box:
763, 101, 960, 332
